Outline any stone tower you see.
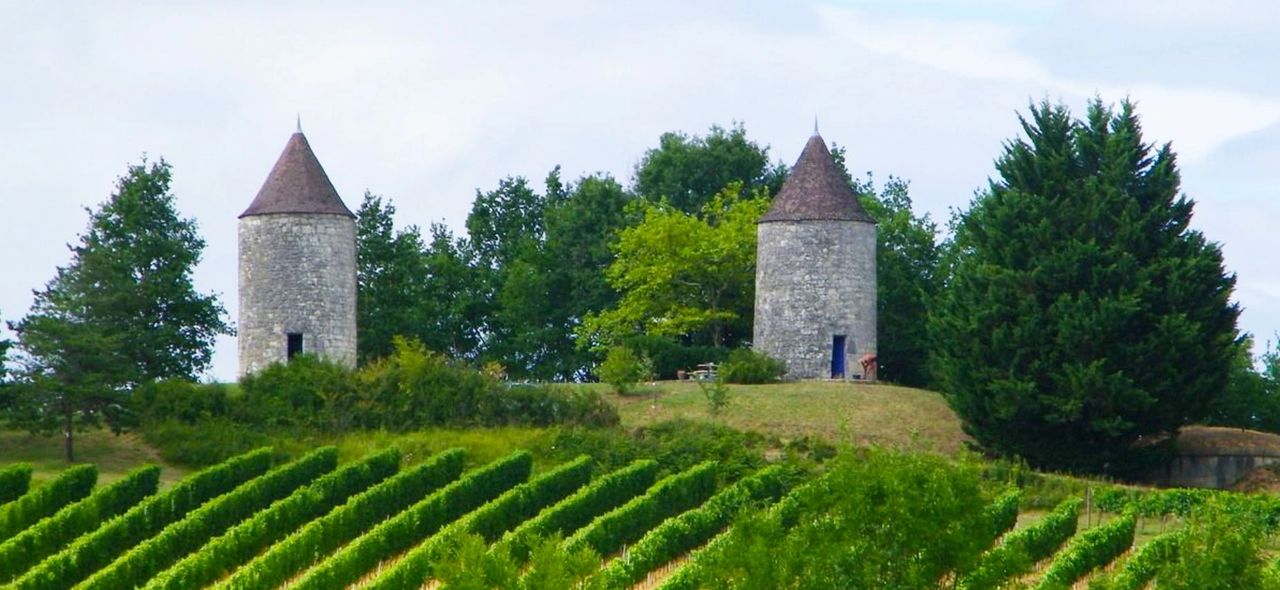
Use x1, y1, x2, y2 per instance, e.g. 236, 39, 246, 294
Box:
238, 130, 357, 376
753, 131, 877, 379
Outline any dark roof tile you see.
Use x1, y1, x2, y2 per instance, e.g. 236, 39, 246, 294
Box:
240, 132, 354, 218
760, 134, 875, 223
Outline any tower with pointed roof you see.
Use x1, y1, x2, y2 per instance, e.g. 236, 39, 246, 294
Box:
238, 130, 357, 376
753, 131, 877, 379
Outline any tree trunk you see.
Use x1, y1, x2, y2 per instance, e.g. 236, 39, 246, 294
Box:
63, 408, 74, 463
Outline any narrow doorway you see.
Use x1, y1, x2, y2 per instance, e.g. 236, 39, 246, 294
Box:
831, 335, 847, 379
287, 333, 304, 360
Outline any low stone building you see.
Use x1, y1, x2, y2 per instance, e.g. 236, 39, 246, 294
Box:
238, 129, 357, 376
753, 131, 877, 379
1149, 426, 1280, 489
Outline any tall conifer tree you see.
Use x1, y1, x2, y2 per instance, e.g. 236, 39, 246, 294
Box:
930, 99, 1239, 472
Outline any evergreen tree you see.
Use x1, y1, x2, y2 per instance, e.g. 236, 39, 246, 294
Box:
929, 99, 1239, 472
8, 158, 228, 459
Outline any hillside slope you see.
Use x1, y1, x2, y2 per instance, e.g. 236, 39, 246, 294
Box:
603, 380, 970, 455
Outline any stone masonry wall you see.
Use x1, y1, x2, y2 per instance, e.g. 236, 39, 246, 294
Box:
239, 213, 357, 376
754, 220, 876, 379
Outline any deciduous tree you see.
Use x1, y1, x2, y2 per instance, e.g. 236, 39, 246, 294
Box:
7, 157, 229, 460
582, 183, 768, 348
633, 122, 785, 213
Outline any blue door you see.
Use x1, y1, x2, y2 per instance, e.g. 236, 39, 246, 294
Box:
831, 335, 847, 378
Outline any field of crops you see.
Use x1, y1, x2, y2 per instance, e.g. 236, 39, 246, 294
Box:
2, 447, 1280, 589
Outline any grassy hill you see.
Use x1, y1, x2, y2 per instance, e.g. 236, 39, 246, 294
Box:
602, 380, 970, 455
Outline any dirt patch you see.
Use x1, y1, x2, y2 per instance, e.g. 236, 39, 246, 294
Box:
1230, 463, 1280, 493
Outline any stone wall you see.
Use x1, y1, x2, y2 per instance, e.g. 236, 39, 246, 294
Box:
238, 213, 357, 376
753, 219, 876, 379
1154, 455, 1280, 489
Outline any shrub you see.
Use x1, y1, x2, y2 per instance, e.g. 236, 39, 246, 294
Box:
719, 348, 787, 384
1035, 515, 1135, 590
133, 379, 232, 425
0, 464, 158, 583
598, 346, 650, 394
147, 448, 399, 590
290, 451, 532, 590
494, 459, 659, 564
697, 378, 731, 416
12, 447, 274, 590
1154, 497, 1269, 590
618, 335, 729, 380
237, 354, 358, 429
590, 465, 790, 589
0, 463, 96, 541
366, 456, 594, 589
1088, 530, 1183, 590
141, 418, 274, 467
80, 447, 339, 590
565, 461, 718, 557
0, 464, 32, 506
217, 448, 464, 590
959, 497, 1082, 590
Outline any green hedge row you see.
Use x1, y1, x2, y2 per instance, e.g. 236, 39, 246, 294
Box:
1087, 530, 1184, 590
80, 447, 338, 590
958, 497, 1082, 590
216, 448, 464, 590
367, 455, 595, 589
1035, 515, 1135, 590
0, 464, 96, 542
0, 465, 159, 582
1095, 487, 1212, 518
565, 461, 718, 558
289, 450, 533, 590
146, 448, 400, 590
655, 470, 828, 590
982, 489, 1022, 543
12, 447, 274, 590
591, 464, 788, 589
494, 459, 659, 564
0, 465, 32, 507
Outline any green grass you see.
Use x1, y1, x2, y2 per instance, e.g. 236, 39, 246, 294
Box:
0, 430, 190, 489
598, 380, 971, 455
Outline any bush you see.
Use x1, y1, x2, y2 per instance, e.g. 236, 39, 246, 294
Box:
82, 447, 343, 590
0, 464, 158, 583
366, 456, 595, 589
290, 451, 533, 590
146, 448, 398, 590
719, 349, 787, 384
959, 497, 1082, 590
598, 346, 650, 394
591, 465, 790, 589
1088, 530, 1183, 590
0, 464, 96, 541
141, 418, 274, 467
133, 379, 232, 425
565, 461, 718, 557
0, 465, 32, 506
238, 355, 358, 429
218, 448, 464, 590
12, 448, 275, 590
618, 335, 729, 380
1035, 515, 1135, 590
495, 459, 660, 564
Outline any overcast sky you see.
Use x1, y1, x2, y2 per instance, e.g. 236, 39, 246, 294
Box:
3, 1, 1278, 381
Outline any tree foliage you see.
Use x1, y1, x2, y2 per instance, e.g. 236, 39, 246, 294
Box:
930, 99, 1240, 472
633, 122, 785, 213
582, 183, 769, 348
7, 158, 230, 460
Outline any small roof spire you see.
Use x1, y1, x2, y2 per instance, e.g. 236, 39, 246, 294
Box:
813, 116, 820, 137
296, 114, 302, 134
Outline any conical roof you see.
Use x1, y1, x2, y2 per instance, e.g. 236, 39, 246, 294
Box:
760, 133, 875, 223
240, 132, 354, 218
